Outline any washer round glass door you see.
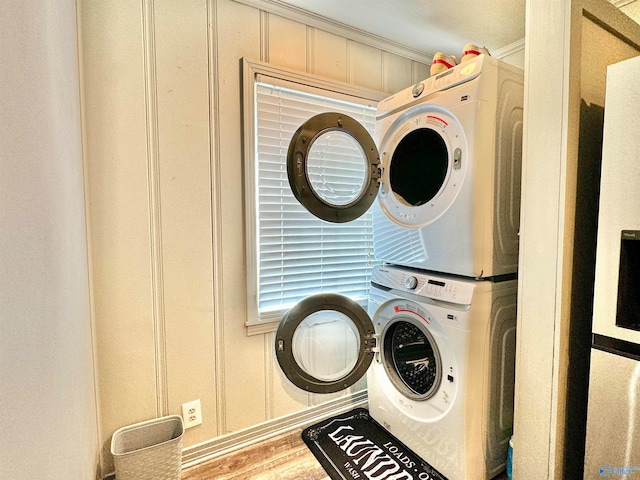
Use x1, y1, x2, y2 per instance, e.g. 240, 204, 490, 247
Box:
275, 293, 375, 393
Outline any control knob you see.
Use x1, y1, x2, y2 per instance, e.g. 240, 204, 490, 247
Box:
404, 276, 418, 290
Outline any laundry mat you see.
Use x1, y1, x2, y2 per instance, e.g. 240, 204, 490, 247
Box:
302, 408, 447, 480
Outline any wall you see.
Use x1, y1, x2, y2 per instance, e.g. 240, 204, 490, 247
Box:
501, 47, 526, 69
0, 1, 99, 479
81, 0, 432, 474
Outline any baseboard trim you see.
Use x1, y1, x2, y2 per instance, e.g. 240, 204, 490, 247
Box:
181, 390, 367, 469
102, 390, 367, 479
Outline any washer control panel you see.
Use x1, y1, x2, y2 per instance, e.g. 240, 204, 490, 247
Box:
371, 265, 475, 306
404, 276, 418, 290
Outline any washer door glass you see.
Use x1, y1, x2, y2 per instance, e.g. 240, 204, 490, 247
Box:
382, 319, 442, 400
275, 293, 375, 393
287, 112, 381, 223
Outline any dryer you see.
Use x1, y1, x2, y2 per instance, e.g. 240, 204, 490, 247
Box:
286, 54, 524, 278
274, 264, 518, 480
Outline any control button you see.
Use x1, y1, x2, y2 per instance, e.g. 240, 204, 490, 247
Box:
404, 276, 418, 290
412, 83, 425, 98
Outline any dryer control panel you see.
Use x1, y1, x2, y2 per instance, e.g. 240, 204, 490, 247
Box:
377, 54, 486, 119
371, 265, 475, 306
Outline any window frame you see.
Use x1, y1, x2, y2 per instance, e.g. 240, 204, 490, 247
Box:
242, 58, 387, 335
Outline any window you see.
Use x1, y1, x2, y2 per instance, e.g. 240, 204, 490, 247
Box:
243, 59, 385, 334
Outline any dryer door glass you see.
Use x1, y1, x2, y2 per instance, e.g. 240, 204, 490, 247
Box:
287, 112, 380, 223
377, 107, 467, 228
389, 128, 448, 207
275, 293, 375, 393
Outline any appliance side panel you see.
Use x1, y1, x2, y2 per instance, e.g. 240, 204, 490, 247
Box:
484, 283, 518, 474
592, 56, 640, 344
492, 66, 524, 275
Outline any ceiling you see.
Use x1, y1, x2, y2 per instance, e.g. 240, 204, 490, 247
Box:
276, 0, 640, 60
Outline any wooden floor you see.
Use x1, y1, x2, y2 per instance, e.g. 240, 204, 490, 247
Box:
181, 429, 508, 480
181, 429, 328, 480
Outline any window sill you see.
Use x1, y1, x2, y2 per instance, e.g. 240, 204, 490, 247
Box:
246, 319, 281, 336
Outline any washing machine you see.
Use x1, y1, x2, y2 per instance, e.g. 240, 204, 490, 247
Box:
286, 54, 524, 278
274, 264, 517, 480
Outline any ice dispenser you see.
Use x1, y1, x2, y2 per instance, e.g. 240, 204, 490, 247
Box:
616, 230, 640, 331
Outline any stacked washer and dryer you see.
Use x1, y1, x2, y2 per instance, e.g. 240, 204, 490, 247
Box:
274, 54, 524, 480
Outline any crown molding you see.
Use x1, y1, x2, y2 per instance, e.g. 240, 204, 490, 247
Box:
610, 0, 637, 7
492, 38, 526, 59
232, 0, 433, 64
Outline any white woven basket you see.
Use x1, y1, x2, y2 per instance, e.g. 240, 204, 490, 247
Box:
111, 415, 184, 480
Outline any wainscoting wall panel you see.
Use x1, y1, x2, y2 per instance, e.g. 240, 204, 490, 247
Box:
152, 0, 218, 446
82, 0, 160, 471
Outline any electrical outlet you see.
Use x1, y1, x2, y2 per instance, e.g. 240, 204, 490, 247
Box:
181, 399, 202, 429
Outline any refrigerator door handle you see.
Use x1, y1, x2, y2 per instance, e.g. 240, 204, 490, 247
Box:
592, 333, 640, 362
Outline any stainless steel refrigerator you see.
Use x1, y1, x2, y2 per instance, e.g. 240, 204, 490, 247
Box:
584, 55, 640, 478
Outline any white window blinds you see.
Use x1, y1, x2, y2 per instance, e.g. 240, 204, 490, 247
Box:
253, 77, 379, 322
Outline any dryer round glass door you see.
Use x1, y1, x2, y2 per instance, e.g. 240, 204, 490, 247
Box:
275, 293, 376, 394
381, 317, 442, 400
287, 112, 381, 223
377, 104, 467, 228
286, 107, 466, 228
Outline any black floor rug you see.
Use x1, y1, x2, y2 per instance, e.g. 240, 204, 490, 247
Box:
302, 408, 447, 480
